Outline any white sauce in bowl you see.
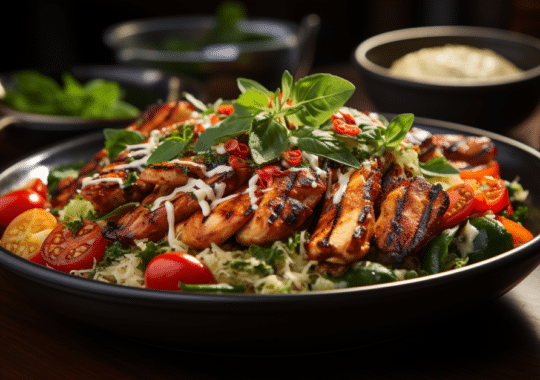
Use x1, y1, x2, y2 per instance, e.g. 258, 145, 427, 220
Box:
389, 44, 523, 84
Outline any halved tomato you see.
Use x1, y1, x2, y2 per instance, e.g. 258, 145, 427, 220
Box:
0, 208, 57, 264
442, 182, 477, 229
472, 176, 509, 214
144, 252, 217, 291
40, 219, 107, 272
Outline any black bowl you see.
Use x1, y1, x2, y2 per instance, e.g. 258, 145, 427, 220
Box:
354, 26, 540, 132
0, 117, 539, 355
103, 15, 320, 97
0, 65, 203, 132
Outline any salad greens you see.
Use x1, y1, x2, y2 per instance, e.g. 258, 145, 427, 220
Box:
2, 70, 140, 119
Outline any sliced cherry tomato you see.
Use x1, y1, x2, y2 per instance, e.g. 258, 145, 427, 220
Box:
442, 182, 477, 229
282, 149, 302, 166
0, 189, 48, 228
459, 160, 501, 180
256, 166, 284, 188
0, 208, 57, 264
217, 104, 234, 115
472, 176, 509, 214
496, 215, 534, 247
144, 251, 216, 291
40, 219, 107, 272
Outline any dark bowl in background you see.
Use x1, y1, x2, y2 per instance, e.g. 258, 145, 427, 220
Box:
0, 116, 539, 355
103, 14, 320, 100
354, 26, 540, 132
0, 65, 203, 132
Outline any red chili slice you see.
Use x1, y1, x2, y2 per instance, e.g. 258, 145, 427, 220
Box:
224, 139, 250, 159
256, 166, 283, 188
228, 155, 248, 169
217, 104, 234, 115
332, 118, 361, 136
282, 149, 302, 166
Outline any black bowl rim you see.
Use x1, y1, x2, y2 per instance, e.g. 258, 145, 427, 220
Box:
354, 25, 540, 89
0, 115, 539, 312
102, 15, 299, 63
0, 65, 191, 131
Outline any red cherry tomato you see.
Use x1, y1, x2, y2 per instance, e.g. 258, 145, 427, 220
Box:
144, 252, 216, 291
20, 178, 49, 199
0, 189, 48, 228
40, 219, 107, 272
442, 182, 477, 229
472, 177, 509, 214
459, 160, 501, 180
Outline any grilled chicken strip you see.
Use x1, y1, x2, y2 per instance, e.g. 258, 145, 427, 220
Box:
417, 133, 497, 166
50, 100, 197, 209
138, 157, 217, 186
374, 176, 449, 266
307, 159, 382, 265
103, 165, 253, 244
175, 184, 261, 250
235, 168, 327, 247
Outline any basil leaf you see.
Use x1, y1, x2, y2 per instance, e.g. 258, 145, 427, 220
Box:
234, 88, 270, 114
280, 70, 294, 105
288, 73, 355, 127
249, 117, 289, 164
419, 157, 460, 177
237, 77, 272, 96
146, 137, 188, 165
384, 113, 414, 149
292, 127, 361, 168
103, 128, 145, 160
194, 106, 254, 152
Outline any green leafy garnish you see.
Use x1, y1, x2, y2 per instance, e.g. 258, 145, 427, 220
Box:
2, 71, 140, 119
87, 241, 131, 278
136, 242, 163, 271
103, 128, 145, 160
146, 136, 189, 165
194, 71, 357, 166
419, 157, 460, 178
64, 218, 84, 235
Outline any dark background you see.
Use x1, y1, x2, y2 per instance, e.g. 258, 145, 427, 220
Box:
2, 0, 539, 74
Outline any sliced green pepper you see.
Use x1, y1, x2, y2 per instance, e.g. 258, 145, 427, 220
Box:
467, 217, 513, 264
330, 261, 399, 287
421, 226, 460, 275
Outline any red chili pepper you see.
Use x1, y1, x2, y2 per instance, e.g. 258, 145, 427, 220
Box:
339, 112, 356, 125
282, 149, 302, 166
228, 155, 248, 169
224, 139, 250, 159
333, 118, 361, 136
217, 104, 234, 115
194, 124, 206, 134
210, 114, 220, 124
256, 166, 283, 188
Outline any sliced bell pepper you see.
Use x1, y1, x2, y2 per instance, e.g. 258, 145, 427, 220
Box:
495, 215, 534, 247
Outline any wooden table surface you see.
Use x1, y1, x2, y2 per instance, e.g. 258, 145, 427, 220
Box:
1, 63, 540, 379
